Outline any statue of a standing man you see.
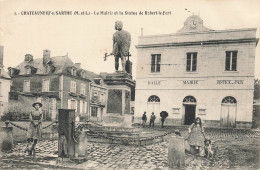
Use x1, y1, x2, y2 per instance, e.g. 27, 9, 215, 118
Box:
111, 21, 131, 72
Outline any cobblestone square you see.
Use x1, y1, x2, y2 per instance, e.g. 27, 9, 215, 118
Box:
0, 125, 259, 169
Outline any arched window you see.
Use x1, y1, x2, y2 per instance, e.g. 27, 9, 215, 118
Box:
183, 96, 197, 104
148, 95, 160, 102
222, 96, 237, 104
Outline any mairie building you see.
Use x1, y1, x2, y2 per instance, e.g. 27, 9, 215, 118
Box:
134, 15, 258, 128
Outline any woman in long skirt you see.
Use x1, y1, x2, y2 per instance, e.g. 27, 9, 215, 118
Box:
187, 117, 205, 156
26, 102, 43, 156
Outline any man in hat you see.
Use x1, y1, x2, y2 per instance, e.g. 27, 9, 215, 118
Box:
149, 112, 156, 128
142, 111, 147, 127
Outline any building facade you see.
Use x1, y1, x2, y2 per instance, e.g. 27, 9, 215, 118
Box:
135, 15, 258, 128
8, 50, 92, 120
89, 76, 107, 122
0, 46, 11, 118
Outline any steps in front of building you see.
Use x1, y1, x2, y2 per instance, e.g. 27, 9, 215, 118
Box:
85, 125, 164, 145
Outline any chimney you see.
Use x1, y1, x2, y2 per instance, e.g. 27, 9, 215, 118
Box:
25, 54, 33, 61
0, 46, 3, 68
43, 49, 51, 64
75, 63, 81, 69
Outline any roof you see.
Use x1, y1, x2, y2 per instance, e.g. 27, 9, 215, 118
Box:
137, 15, 258, 47
0, 68, 11, 79
15, 55, 74, 75
12, 54, 105, 83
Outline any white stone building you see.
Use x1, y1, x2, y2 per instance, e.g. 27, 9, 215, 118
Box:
134, 15, 258, 128
0, 46, 11, 118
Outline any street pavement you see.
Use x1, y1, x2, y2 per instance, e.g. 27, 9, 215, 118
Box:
1, 127, 260, 169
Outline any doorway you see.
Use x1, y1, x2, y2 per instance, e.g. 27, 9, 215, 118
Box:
183, 96, 197, 125
184, 105, 196, 125
147, 95, 160, 120
220, 96, 237, 127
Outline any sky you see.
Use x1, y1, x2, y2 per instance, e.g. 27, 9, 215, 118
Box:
0, 0, 260, 79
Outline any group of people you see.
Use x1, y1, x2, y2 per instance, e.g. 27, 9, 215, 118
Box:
141, 111, 207, 156
142, 111, 168, 128
26, 102, 207, 157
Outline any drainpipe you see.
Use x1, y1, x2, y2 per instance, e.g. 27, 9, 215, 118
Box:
59, 75, 64, 108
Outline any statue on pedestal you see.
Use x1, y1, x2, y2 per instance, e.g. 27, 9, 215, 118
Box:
105, 21, 131, 72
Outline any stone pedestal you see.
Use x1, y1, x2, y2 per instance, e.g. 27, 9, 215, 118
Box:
58, 109, 76, 158
77, 130, 88, 157
168, 135, 185, 168
103, 72, 135, 128
0, 126, 13, 152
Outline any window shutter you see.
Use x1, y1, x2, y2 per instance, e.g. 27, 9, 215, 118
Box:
80, 100, 83, 113
225, 52, 231, 71
75, 100, 78, 112
192, 53, 197, 71
70, 81, 73, 92
186, 53, 191, 71
156, 55, 161, 72
232, 51, 237, 71
84, 102, 87, 113
151, 55, 155, 72
68, 99, 71, 109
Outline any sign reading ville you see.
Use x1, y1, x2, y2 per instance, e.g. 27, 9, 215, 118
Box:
148, 81, 161, 85
217, 80, 244, 84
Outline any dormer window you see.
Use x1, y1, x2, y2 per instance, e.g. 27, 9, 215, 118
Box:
24, 65, 37, 75
71, 68, 77, 76
81, 71, 86, 79
8, 67, 20, 76
45, 65, 55, 73
26, 67, 31, 74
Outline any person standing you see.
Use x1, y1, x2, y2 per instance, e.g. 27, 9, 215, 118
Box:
142, 112, 147, 127
26, 102, 43, 156
149, 112, 156, 128
187, 117, 205, 156
160, 111, 168, 128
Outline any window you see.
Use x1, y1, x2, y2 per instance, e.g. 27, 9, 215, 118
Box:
80, 83, 86, 95
42, 79, 50, 92
222, 96, 237, 104
183, 96, 197, 104
100, 93, 105, 102
81, 71, 86, 79
148, 95, 160, 102
80, 101, 87, 113
70, 81, 76, 93
91, 107, 98, 117
151, 54, 161, 73
186, 52, 197, 72
71, 68, 77, 76
26, 67, 31, 74
23, 80, 30, 92
68, 99, 77, 112
225, 51, 237, 71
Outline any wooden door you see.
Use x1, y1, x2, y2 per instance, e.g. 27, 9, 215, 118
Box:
221, 104, 236, 127
147, 103, 160, 120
